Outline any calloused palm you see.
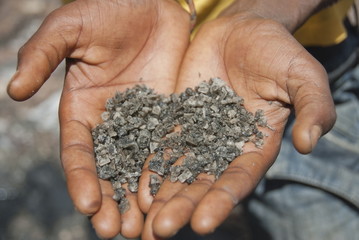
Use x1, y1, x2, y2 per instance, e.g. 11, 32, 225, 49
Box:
7, 0, 190, 238
139, 13, 336, 239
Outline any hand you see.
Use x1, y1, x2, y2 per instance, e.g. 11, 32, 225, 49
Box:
7, 0, 190, 238
139, 12, 336, 239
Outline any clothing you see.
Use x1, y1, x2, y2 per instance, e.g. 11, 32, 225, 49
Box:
178, 0, 234, 36
294, 0, 354, 46
60, 0, 359, 238
186, 1, 359, 238
180, 0, 354, 46
248, 62, 359, 239
63, 0, 353, 46
247, 17, 359, 240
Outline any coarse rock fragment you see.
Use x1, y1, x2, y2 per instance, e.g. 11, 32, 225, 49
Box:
127, 178, 139, 193
92, 78, 270, 212
147, 117, 160, 130
101, 111, 111, 121
149, 174, 162, 195
177, 168, 193, 183
151, 105, 162, 115
149, 142, 159, 154
169, 165, 184, 182
119, 198, 130, 214
113, 187, 126, 202
148, 153, 165, 176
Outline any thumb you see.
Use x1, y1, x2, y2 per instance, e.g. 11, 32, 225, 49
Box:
289, 62, 336, 154
7, 5, 80, 101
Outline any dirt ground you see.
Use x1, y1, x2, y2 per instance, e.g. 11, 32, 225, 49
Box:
0, 1, 251, 239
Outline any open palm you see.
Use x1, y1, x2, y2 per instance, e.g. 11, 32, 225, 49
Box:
140, 13, 336, 239
7, 0, 190, 238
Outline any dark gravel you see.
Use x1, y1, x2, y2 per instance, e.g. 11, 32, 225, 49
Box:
92, 78, 267, 221
1, 1, 253, 239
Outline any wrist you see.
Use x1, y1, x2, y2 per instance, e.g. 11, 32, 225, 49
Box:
220, 0, 338, 33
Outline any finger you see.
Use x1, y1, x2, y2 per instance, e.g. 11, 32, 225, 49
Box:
7, 5, 80, 101
120, 186, 144, 239
152, 174, 215, 238
138, 154, 156, 213
190, 152, 272, 235
287, 60, 336, 154
176, 22, 229, 91
60, 117, 102, 215
90, 180, 121, 239
142, 180, 187, 240
138, 126, 183, 213
63, 118, 144, 240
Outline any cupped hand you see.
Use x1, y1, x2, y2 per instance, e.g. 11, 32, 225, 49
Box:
140, 12, 336, 239
7, 0, 190, 238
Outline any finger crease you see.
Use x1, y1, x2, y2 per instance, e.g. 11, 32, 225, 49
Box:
209, 187, 239, 205
152, 197, 168, 205
66, 165, 97, 177
174, 193, 197, 207
62, 142, 94, 155
193, 178, 214, 188
224, 165, 253, 180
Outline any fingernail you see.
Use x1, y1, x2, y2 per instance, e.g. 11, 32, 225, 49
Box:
310, 125, 322, 151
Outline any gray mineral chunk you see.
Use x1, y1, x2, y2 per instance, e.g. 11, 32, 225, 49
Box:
227, 109, 237, 118
151, 105, 162, 115
108, 144, 117, 155
113, 187, 126, 202
97, 165, 114, 180
184, 96, 204, 107
149, 153, 165, 176
112, 181, 122, 190
147, 117, 160, 130
149, 142, 160, 153
255, 109, 267, 127
108, 127, 117, 137
235, 141, 245, 152
178, 168, 193, 183
118, 137, 139, 151
113, 113, 127, 125
149, 174, 161, 195
185, 131, 204, 146
119, 198, 130, 214
92, 78, 268, 214
215, 160, 229, 178
169, 165, 184, 182
101, 111, 111, 121
197, 82, 209, 94
254, 138, 264, 148
137, 129, 151, 148
128, 178, 139, 193
126, 117, 143, 129
97, 156, 111, 167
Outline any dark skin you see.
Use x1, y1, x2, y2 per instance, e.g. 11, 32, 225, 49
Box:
139, 12, 336, 239
8, 0, 336, 239
8, 0, 190, 238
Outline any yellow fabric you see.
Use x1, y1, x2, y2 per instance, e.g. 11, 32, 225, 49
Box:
63, 0, 352, 46
181, 0, 353, 46
294, 0, 354, 46
178, 0, 235, 36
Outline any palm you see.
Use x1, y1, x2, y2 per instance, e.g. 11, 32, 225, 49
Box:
8, 0, 190, 238
61, 0, 190, 123
141, 14, 335, 239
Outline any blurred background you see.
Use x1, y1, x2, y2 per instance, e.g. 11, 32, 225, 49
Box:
0, 0, 250, 239
0, 0, 101, 239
